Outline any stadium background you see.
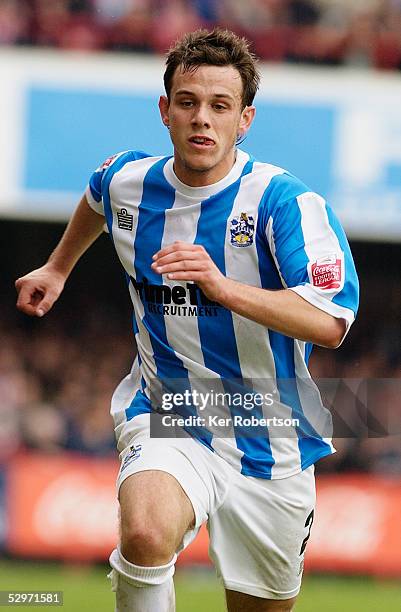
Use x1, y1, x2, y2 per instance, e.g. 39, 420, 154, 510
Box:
1, 1, 401, 610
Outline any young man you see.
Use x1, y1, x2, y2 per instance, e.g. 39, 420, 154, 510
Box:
15, 29, 359, 612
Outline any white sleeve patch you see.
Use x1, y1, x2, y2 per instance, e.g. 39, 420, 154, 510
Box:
307, 252, 344, 292
85, 184, 104, 216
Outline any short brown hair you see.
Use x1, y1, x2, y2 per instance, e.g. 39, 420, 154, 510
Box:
164, 28, 260, 109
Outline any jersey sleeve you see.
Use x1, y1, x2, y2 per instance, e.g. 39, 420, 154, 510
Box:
266, 188, 359, 342
85, 153, 123, 215
85, 150, 152, 215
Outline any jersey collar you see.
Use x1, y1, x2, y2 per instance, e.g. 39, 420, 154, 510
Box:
163, 149, 249, 199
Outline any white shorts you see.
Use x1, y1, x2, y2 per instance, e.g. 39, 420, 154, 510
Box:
116, 415, 316, 600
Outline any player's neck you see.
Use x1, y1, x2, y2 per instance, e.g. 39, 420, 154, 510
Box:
173, 150, 237, 187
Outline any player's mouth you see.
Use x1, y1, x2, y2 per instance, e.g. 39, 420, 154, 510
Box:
188, 135, 215, 149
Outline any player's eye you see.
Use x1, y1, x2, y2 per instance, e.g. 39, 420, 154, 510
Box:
181, 100, 194, 107
213, 103, 227, 111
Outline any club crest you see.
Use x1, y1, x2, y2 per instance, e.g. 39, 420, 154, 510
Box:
230, 212, 255, 248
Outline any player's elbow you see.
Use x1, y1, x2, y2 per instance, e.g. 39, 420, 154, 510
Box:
319, 317, 347, 349
322, 336, 342, 350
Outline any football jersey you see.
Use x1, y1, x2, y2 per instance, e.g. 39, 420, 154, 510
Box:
86, 148, 359, 479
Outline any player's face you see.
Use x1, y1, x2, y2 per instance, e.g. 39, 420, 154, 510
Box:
159, 64, 255, 187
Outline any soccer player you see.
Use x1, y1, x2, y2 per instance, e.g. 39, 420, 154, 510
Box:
15, 29, 359, 612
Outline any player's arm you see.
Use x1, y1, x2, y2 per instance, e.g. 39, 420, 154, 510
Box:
15, 195, 105, 317
151, 242, 345, 348
213, 280, 347, 349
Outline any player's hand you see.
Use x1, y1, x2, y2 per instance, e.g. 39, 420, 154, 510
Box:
151, 241, 230, 303
15, 265, 66, 317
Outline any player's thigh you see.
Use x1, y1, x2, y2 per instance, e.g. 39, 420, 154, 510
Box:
119, 469, 195, 548
116, 431, 228, 561
226, 590, 297, 612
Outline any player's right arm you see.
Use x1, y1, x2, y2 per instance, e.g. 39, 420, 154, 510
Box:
15, 194, 105, 317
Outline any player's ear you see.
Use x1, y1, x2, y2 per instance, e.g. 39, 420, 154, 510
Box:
159, 95, 170, 128
238, 105, 256, 139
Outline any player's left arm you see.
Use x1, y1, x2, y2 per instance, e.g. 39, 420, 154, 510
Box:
151, 193, 359, 349
151, 242, 344, 348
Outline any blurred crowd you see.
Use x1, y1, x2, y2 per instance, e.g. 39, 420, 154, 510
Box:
1, 290, 400, 475
1, 0, 401, 70
0, 305, 132, 462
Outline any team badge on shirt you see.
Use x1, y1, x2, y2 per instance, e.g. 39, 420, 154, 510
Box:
309, 253, 343, 290
230, 212, 255, 247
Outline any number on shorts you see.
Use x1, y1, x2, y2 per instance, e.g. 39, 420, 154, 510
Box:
300, 509, 314, 555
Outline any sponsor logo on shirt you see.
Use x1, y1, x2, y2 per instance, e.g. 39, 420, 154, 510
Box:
310, 254, 342, 290
96, 154, 118, 172
117, 208, 134, 231
230, 212, 255, 248
130, 277, 219, 317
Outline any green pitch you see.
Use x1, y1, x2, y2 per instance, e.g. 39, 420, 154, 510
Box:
0, 561, 400, 611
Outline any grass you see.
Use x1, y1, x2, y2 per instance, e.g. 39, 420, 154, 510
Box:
0, 561, 400, 611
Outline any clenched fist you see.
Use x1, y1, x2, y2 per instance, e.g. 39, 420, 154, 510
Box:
15, 265, 66, 317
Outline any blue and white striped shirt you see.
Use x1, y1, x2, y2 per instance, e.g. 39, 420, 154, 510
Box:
86, 148, 359, 479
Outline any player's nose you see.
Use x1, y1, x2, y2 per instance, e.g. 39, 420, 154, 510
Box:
191, 104, 211, 128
